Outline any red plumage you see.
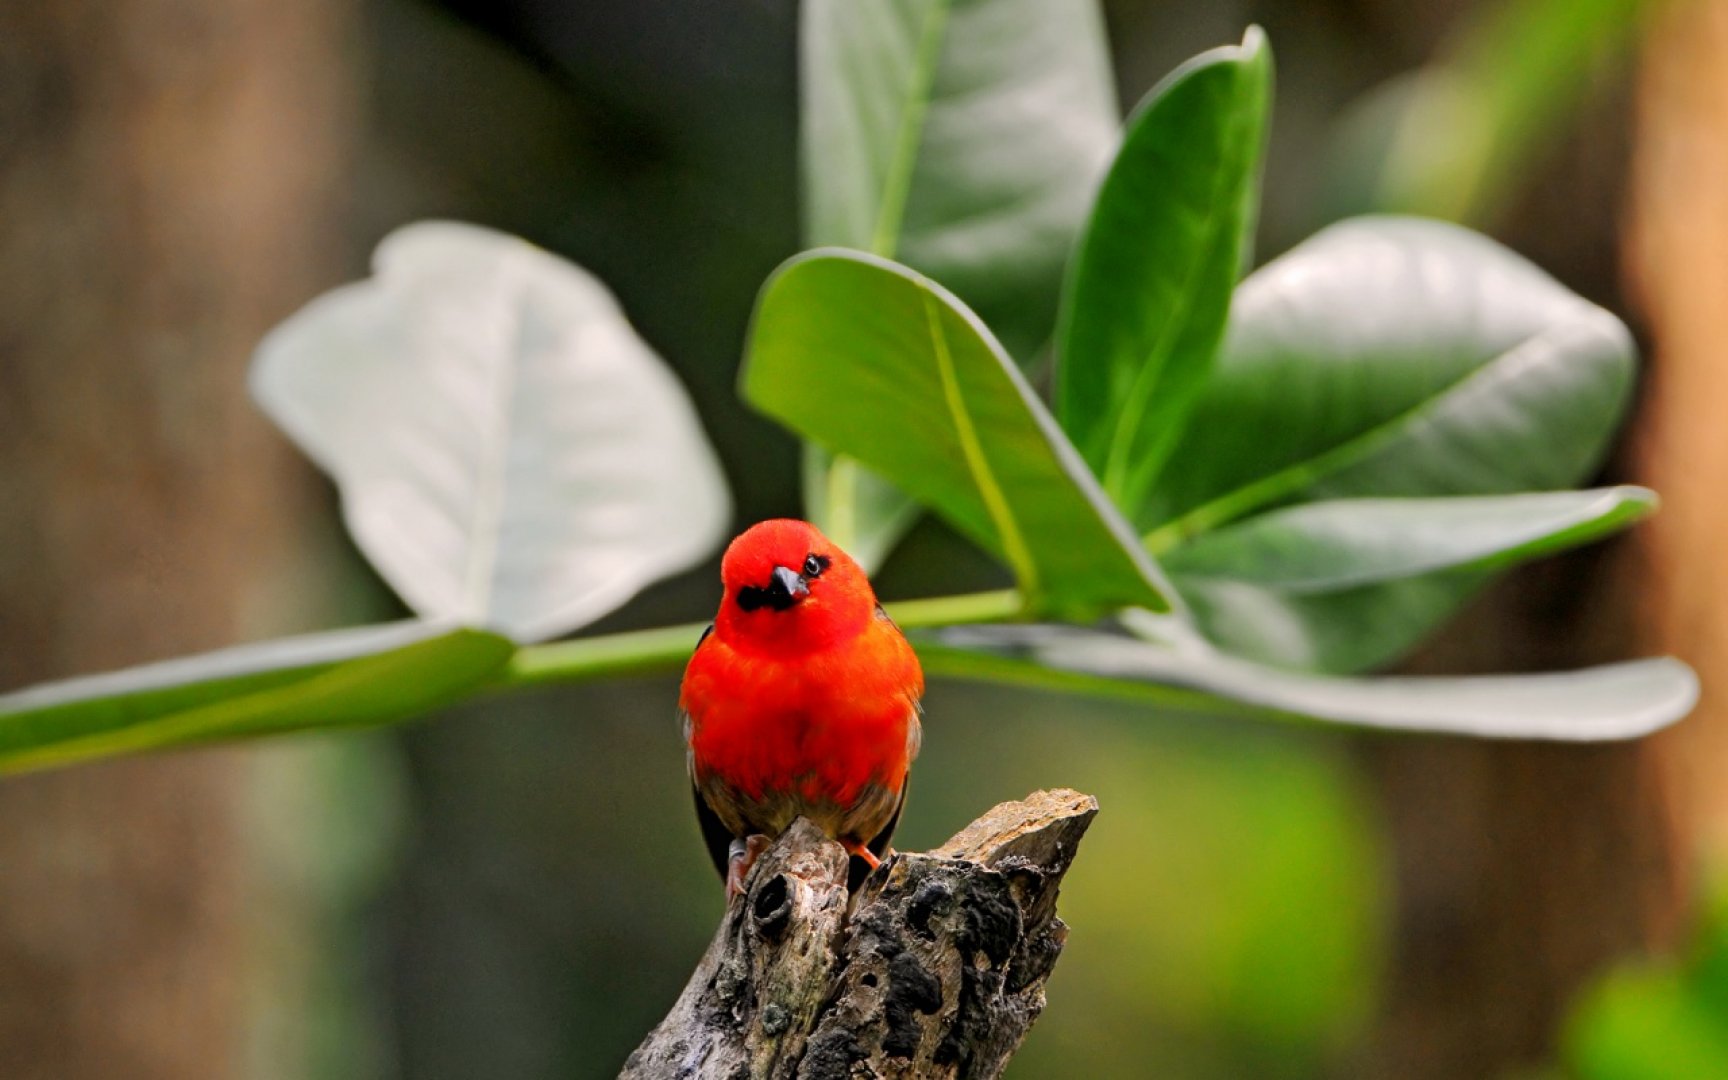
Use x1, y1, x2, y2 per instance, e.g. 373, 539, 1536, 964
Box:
680, 519, 924, 893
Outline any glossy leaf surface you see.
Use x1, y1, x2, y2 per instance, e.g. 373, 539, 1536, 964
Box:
745, 250, 1175, 614
1143, 216, 1637, 671
1165, 487, 1653, 591
1057, 28, 1272, 508
0, 622, 514, 773
1144, 216, 1633, 539
802, 0, 1117, 358
800, 0, 1119, 569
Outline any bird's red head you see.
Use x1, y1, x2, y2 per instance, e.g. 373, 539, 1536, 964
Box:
714, 519, 877, 654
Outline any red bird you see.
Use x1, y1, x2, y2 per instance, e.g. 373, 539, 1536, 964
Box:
680, 519, 924, 896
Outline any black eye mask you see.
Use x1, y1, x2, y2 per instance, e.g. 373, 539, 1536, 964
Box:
736, 554, 829, 613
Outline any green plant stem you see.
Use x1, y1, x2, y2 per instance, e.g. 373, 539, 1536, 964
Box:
500, 622, 707, 689
491, 587, 1270, 720
911, 643, 1285, 721
496, 588, 1024, 690
888, 587, 1022, 627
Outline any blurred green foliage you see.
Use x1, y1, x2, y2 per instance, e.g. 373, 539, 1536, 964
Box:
1330, 0, 1645, 226
1563, 877, 1728, 1080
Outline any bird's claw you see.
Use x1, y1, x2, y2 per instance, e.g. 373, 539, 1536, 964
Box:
843, 839, 886, 871
726, 834, 771, 898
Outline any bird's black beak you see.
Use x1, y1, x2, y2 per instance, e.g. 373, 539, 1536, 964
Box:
771, 565, 810, 602
737, 564, 810, 613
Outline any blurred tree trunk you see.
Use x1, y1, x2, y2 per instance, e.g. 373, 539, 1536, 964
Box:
1624, 0, 1728, 865
1363, 724, 1682, 1077
0, 2, 350, 1078
1355, 5, 1699, 1076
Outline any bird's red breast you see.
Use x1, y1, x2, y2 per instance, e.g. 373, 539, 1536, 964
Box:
680, 519, 923, 855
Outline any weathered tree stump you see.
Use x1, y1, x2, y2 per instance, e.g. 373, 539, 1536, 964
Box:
621, 789, 1098, 1079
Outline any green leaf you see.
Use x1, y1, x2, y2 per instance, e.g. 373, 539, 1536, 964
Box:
743, 249, 1175, 615
1165, 487, 1653, 591
931, 624, 1696, 741
252, 222, 732, 644
1135, 216, 1636, 672
1165, 487, 1654, 672
1144, 216, 1635, 541
799, 0, 1118, 570
0, 622, 515, 774
1174, 570, 1487, 676
1565, 966, 1728, 1080
1057, 27, 1272, 509
801, 0, 1117, 357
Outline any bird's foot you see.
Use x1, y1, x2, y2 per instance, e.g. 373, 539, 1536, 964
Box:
842, 839, 886, 870
726, 834, 771, 898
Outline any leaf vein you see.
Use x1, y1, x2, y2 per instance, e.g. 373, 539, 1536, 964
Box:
921, 288, 1039, 595
869, 0, 952, 258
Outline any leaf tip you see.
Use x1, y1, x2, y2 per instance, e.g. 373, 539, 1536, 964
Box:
1239, 24, 1270, 64
1616, 484, 1661, 517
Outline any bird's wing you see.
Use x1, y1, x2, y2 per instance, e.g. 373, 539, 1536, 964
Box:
873, 601, 926, 755
682, 622, 732, 881
905, 692, 924, 763
865, 774, 906, 862
862, 691, 921, 870
848, 773, 910, 891
868, 612, 922, 870
679, 622, 714, 751
692, 778, 734, 882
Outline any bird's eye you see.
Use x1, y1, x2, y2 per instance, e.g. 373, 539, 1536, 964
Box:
803, 554, 830, 578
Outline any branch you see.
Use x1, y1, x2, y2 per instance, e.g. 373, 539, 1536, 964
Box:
621, 788, 1098, 1079
500, 590, 1023, 691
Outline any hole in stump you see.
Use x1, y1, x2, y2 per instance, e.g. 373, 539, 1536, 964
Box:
753, 874, 792, 941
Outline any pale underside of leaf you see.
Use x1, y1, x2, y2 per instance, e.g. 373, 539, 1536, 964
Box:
252, 222, 731, 643
936, 624, 1697, 741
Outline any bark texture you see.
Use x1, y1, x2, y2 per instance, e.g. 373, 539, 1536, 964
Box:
621, 789, 1097, 1080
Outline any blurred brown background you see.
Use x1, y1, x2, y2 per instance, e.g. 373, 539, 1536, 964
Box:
2, 0, 1724, 1077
